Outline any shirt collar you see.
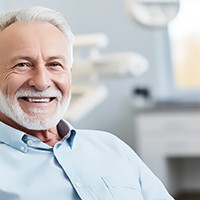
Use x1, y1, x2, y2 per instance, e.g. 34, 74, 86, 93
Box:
0, 119, 77, 152
0, 121, 27, 152
57, 119, 76, 148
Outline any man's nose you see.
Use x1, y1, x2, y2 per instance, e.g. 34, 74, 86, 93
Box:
28, 67, 51, 91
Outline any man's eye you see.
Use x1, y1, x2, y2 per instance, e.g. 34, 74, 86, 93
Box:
15, 63, 30, 67
49, 62, 62, 67
13, 62, 32, 73
47, 62, 66, 74
48, 62, 64, 72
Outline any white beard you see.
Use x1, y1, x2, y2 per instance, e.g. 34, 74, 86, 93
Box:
0, 88, 71, 130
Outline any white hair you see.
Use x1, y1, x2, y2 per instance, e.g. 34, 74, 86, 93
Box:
0, 6, 74, 67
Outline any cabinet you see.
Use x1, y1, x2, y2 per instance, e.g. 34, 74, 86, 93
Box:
134, 107, 200, 195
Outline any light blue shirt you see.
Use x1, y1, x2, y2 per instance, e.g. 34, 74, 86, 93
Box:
0, 120, 174, 200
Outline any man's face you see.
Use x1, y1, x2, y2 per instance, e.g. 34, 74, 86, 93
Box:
0, 22, 72, 130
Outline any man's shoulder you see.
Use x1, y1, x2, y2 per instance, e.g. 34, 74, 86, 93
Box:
74, 129, 133, 156
76, 129, 121, 143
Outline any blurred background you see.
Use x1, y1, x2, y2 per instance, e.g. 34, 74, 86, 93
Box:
1, 0, 200, 199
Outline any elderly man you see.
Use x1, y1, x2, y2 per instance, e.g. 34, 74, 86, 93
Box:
0, 6, 174, 200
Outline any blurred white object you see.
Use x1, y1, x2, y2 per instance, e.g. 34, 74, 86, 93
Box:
73, 33, 149, 78
68, 33, 149, 121
74, 33, 108, 60
95, 52, 149, 76
125, 0, 180, 27
74, 33, 108, 49
65, 84, 108, 122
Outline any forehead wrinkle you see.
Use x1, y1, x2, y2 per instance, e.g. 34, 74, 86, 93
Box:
10, 55, 66, 63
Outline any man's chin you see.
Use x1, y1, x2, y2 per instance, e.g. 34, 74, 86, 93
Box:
18, 116, 60, 130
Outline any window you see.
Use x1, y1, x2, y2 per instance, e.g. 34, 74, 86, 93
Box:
168, 0, 200, 90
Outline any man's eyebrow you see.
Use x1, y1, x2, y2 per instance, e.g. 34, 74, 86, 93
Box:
47, 56, 66, 61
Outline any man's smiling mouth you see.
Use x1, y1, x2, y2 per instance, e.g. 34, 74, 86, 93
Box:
21, 97, 56, 103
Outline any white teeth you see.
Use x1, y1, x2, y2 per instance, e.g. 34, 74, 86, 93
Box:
28, 98, 51, 103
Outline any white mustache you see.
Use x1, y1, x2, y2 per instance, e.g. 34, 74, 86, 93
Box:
15, 88, 62, 99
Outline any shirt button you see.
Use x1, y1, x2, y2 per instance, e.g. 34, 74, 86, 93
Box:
27, 140, 34, 146
75, 181, 82, 188
20, 146, 25, 152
